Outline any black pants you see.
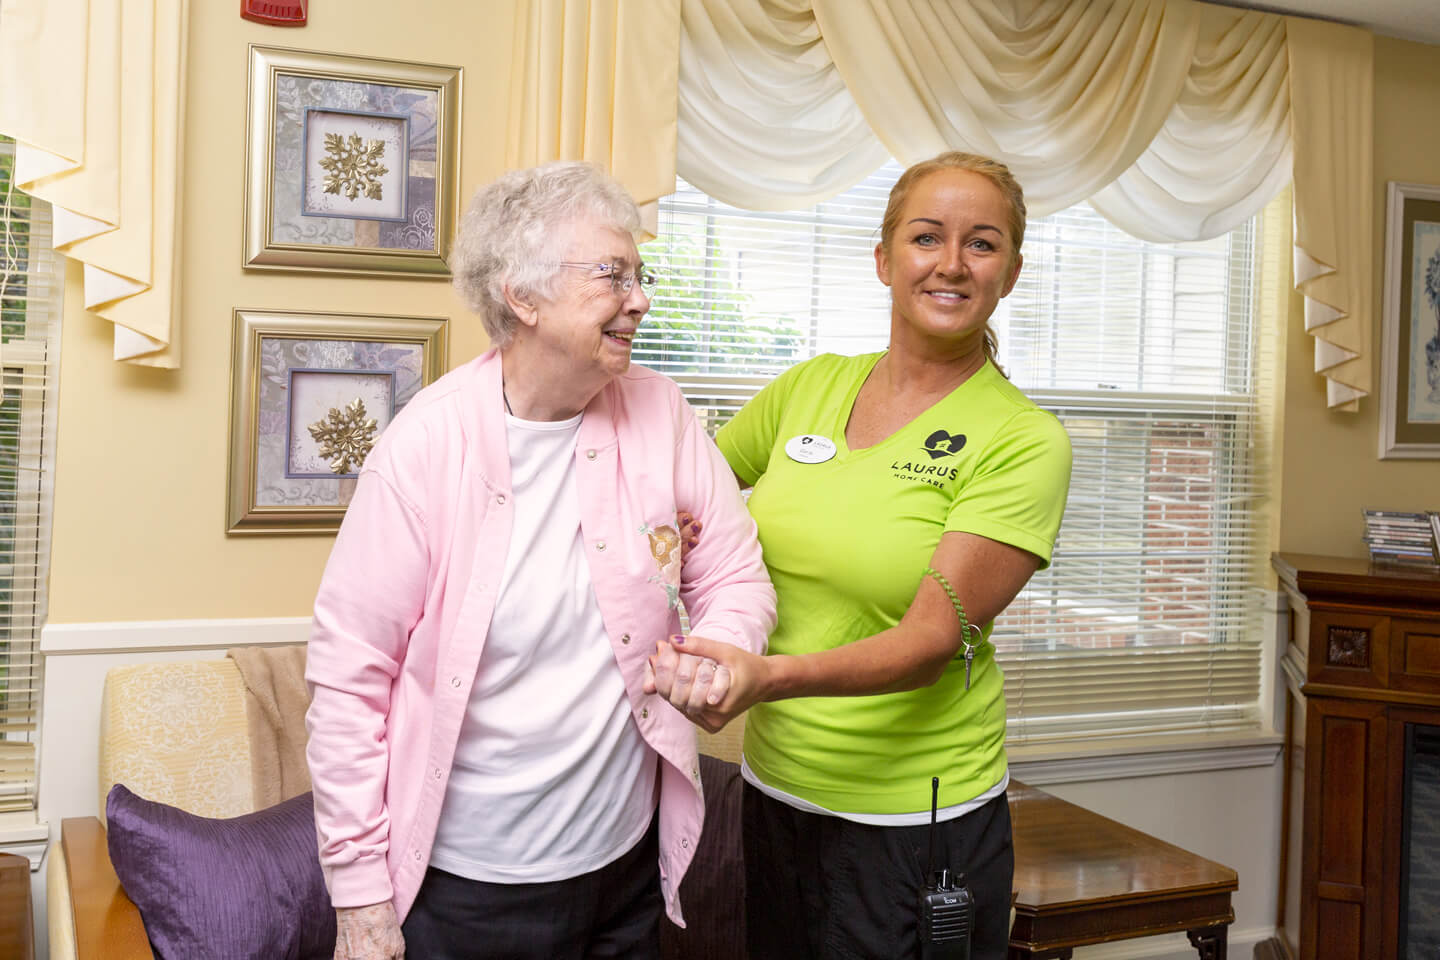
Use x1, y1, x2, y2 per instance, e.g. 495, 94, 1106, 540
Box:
401, 815, 662, 960
743, 785, 1014, 960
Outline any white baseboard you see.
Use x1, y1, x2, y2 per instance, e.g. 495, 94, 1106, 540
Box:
40, 616, 311, 655
1070, 924, 1273, 959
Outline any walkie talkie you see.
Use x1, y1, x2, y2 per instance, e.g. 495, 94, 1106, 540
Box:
918, 777, 974, 960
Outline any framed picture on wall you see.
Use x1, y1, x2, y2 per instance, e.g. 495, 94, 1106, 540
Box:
227, 309, 448, 534
1380, 181, 1440, 459
243, 45, 462, 276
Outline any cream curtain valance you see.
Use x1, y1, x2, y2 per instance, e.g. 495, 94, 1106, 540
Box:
1285, 16, 1373, 409
676, 0, 888, 209
506, 0, 681, 238
676, 0, 1373, 409
0, 0, 189, 367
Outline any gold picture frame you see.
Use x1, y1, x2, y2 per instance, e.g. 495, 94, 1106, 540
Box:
243, 45, 462, 276
1379, 181, 1440, 459
227, 309, 448, 534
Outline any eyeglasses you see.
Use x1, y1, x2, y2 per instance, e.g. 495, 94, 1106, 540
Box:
556, 260, 659, 296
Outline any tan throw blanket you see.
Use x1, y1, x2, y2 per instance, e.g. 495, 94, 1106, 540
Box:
227, 644, 312, 809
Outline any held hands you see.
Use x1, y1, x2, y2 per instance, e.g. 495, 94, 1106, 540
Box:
643, 634, 769, 733
334, 902, 404, 960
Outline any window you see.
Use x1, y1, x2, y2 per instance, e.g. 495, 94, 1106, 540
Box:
0, 138, 60, 811
640, 163, 1274, 744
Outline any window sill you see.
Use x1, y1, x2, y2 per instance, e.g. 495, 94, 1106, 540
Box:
0, 814, 48, 871
1008, 730, 1284, 786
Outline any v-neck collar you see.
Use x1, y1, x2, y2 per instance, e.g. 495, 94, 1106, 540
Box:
835, 351, 991, 461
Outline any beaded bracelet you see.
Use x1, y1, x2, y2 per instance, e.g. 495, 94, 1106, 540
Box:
923, 566, 970, 633
923, 566, 984, 689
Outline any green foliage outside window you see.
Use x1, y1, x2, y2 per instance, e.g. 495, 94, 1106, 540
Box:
0, 146, 24, 574
636, 230, 805, 377
0, 147, 31, 345
0, 142, 22, 711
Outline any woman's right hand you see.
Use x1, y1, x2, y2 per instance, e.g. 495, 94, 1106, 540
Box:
334, 902, 405, 960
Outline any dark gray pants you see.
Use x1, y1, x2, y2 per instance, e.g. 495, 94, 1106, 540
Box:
401, 815, 662, 960
743, 785, 1014, 960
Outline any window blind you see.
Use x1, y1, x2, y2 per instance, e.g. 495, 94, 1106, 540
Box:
640, 162, 1274, 744
0, 138, 60, 811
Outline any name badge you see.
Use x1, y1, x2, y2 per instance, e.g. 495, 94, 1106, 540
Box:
785, 434, 837, 464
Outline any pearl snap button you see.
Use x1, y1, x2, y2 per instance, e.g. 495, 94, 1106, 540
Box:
621, 634, 631, 645
586, 449, 597, 460
595, 541, 606, 551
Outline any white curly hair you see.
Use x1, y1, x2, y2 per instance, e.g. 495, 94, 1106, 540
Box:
450, 161, 641, 348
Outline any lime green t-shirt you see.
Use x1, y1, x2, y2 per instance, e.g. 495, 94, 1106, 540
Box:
716, 352, 1072, 814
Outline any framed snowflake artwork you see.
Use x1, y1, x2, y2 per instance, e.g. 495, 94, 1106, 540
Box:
1380, 182, 1440, 459
226, 309, 448, 534
243, 46, 461, 276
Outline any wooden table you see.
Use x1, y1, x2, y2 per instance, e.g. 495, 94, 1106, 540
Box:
0, 852, 34, 960
1009, 780, 1237, 960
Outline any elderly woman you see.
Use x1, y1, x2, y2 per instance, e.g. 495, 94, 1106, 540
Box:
305, 161, 776, 960
649, 152, 1072, 959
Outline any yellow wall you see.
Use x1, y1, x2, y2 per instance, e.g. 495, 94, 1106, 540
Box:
46, 2, 514, 622
46, 21, 1440, 621
1276, 35, 1440, 558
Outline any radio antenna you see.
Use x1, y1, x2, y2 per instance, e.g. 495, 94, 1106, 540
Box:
927, 776, 941, 882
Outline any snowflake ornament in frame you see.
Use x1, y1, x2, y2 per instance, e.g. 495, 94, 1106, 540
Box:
287, 370, 395, 478
244, 45, 461, 276
301, 108, 409, 221
227, 308, 448, 534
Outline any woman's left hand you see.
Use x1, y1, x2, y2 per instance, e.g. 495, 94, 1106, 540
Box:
644, 635, 771, 733
676, 510, 701, 560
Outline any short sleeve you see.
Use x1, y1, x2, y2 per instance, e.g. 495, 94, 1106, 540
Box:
715, 363, 802, 486
945, 409, 1072, 569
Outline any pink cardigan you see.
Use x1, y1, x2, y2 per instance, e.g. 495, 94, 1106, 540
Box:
305, 349, 776, 926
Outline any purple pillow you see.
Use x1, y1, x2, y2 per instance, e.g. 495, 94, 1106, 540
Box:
106, 784, 336, 960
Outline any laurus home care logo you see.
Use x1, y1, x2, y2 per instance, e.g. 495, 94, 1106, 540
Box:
923, 429, 966, 460
891, 428, 967, 488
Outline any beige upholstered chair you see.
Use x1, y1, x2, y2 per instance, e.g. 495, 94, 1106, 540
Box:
49, 659, 255, 960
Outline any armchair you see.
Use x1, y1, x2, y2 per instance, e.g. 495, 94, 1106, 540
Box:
50, 658, 255, 960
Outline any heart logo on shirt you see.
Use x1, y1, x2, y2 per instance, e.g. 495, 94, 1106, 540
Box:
922, 429, 966, 460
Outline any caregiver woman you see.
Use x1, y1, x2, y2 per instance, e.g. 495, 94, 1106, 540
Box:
648, 152, 1072, 959
306, 161, 775, 960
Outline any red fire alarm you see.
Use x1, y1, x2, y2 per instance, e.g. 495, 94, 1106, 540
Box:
241, 0, 307, 26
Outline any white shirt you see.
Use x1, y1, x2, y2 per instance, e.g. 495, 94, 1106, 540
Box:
429, 411, 656, 882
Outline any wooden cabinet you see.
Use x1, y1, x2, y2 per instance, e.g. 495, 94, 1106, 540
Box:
1272, 553, 1440, 960
0, 853, 33, 960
